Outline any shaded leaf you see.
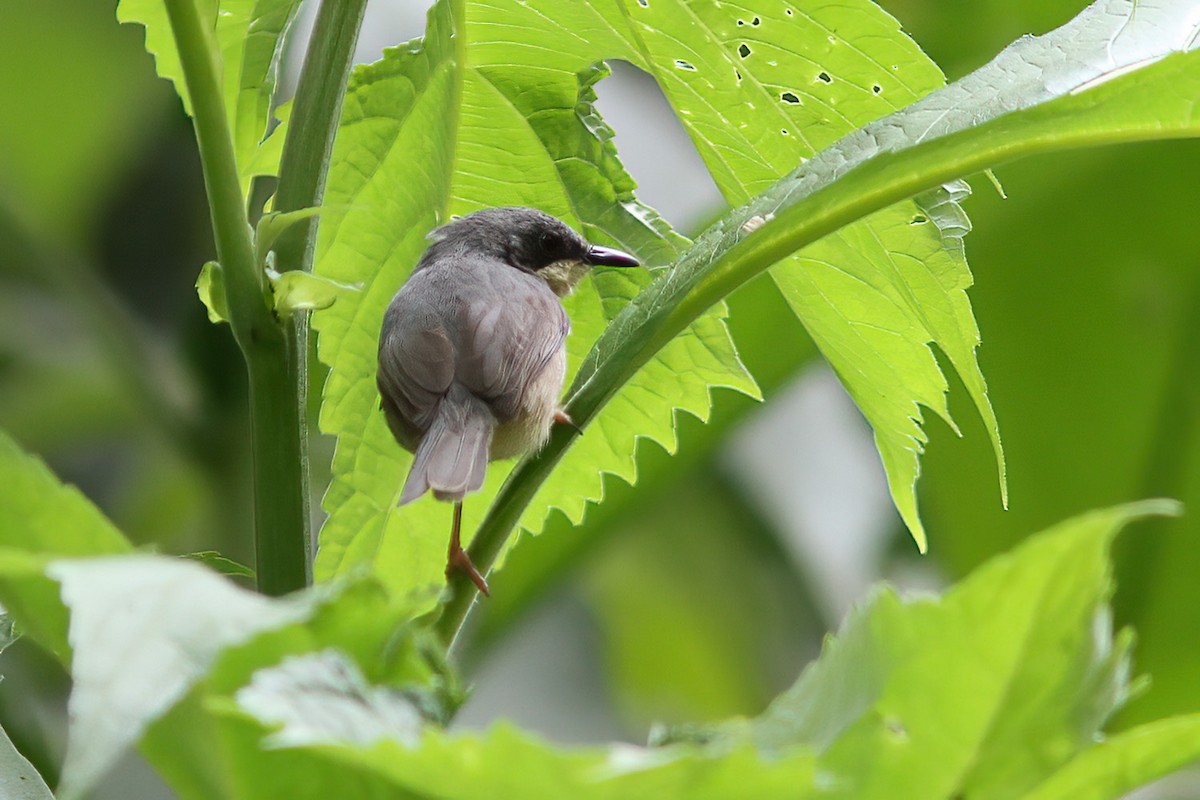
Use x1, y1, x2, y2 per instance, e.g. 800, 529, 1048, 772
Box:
0, 720, 53, 800
184, 550, 255, 578
116, 0, 302, 190
0, 429, 132, 558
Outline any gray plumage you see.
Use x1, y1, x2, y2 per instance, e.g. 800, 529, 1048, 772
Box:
377, 207, 638, 507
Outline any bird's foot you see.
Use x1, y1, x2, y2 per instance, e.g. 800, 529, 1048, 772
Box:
554, 407, 583, 436
447, 546, 491, 597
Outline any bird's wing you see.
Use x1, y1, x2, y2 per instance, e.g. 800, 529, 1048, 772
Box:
457, 271, 568, 421
377, 299, 456, 450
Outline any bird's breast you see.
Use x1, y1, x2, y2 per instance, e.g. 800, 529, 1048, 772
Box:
490, 344, 566, 460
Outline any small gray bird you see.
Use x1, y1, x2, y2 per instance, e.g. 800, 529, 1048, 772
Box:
377, 207, 639, 595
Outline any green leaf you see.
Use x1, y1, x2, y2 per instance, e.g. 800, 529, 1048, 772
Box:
1022, 714, 1200, 800
0, 719, 53, 800
540, 0, 1200, 558
266, 267, 360, 318
255, 206, 321, 267
117, 0, 303, 191
184, 550, 255, 578
195, 260, 229, 324
312, 1, 755, 593
234, 650, 424, 747
109, 502, 1191, 799
656, 501, 1177, 798
0, 429, 131, 557
138, 576, 456, 798
48, 555, 320, 800
196, 707, 818, 799
517, 0, 999, 553
480, 0, 985, 545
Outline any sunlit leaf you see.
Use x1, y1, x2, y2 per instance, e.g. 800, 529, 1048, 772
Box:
267, 267, 360, 317
546, 0, 1200, 556
655, 501, 1176, 798
311, 0, 755, 595
1022, 713, 1200, 800
195, 260, 229, 324
235, 650, 424, 748
255, 205, 320, 267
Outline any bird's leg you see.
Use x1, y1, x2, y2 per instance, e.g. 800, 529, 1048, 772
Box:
554, 407, 583, 436
446, 501, 490, 596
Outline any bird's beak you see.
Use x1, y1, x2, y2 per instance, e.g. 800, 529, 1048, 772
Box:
585, 244, 640, 268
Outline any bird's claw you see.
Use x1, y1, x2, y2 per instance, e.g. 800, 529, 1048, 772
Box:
554, 407, 583, 436
447, 546, 490, 597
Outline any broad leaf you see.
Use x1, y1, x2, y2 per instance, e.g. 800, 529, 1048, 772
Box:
0, 431, 134, 659
0, 720, 53, 800
153, 503, 1178, 799
0, 429, 131, 557
449, 0, 1200, 597
1023, 713, 1200, 800
117, 0, 302, 189
312, 0, 755, 594
49, 555, 319, 800
235, 650, 425, 748
478, 0, 1002, 552
654, 501, 1175, 798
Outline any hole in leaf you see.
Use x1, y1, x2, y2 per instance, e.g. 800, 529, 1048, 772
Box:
910, 215, 928, 225
593, 60, 724, 232
872, 84, 882, 94
817, 71, 832, 83
738, 43, 751, 58
780, 91, 800, 104
781, 128, 789, 135
785, 7, 793, 14
735, 69, 743, 81
737, 18, 745, 26
674, 59, 696, 71
884, 717, 909, 740
636, 0, 649, 5
751, 16, 761, 25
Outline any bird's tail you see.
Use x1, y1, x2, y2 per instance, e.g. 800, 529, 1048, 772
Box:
399, 384, 493, 505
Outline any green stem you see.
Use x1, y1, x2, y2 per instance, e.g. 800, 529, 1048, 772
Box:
165, 0, 307, 595
272, 0, 367, 270
435, 113, 1200, 647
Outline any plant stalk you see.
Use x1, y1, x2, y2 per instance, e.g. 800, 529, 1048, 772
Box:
165, 0, 307, 595
434, 100, 1200, 646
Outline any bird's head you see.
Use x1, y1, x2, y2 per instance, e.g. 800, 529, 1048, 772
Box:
426, 207, 640, 296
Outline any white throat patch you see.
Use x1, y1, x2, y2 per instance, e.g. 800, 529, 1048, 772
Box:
538, 258, 591, 297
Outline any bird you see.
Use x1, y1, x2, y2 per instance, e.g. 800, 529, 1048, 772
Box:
377, 207, 640, 596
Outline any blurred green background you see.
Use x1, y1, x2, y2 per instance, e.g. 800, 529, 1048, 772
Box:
0, 0, 1197, 794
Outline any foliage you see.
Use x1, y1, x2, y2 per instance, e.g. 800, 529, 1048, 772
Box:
0, 0, 1198, 797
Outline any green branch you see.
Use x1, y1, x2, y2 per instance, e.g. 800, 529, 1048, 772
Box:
434, 51, 1200, 645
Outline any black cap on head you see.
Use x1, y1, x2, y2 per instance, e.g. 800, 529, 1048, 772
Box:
427, 207, 639, 273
